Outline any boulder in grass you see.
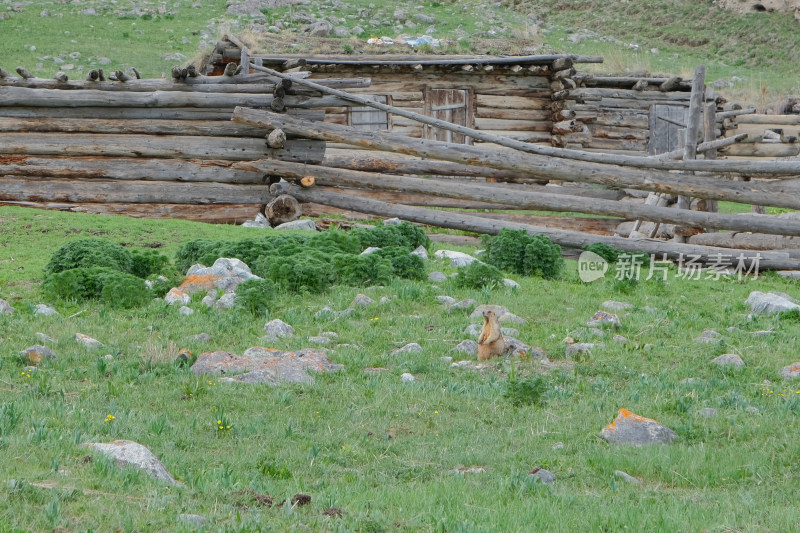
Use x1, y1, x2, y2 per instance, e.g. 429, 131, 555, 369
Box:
587, 310, 620, 328
600, 408, 677, 446
411, 246, 429, 260
76, 333, 102, 349
0, 299, 14, 315
779, 362, 800, 379
351, 294, 374, 307
34, 304, 60, 317
21, 345, 57, 365
392, 343, 422, 355
745, 291, 800, 315
428, 272, 447, 283
263, 319, 294, 342
82, 440, 179, 485
190, 348, 343, 385
711, 353, 745, 368
453, 339, 478, 355
165, 288, 191, 305
434, 250, 480, 267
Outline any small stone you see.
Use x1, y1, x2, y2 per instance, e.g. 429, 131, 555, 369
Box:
565, 343, 595, 358
411, 245, 428, 260
21, 345, 57, 365
449, 299, 477, 312
82, 440, 179, 485
552, 442, 564, 450
34, 304, 60, 316
320, 331, 338, 340
697, 408, 717, 417
191, 333, 211, 343
178, 514, 206, 527
643, 344, 654, 351
200, 290, 216, 307
745, 406, 760, 415
502, 278, 520, 289
400, 372, 416, 383
440, 356, 453, 364
263, 319, 294, 341
587, 310, 620, 328
214, 292, 236, 310
437, 295, 456, 306
695, 329, 722, 344
711, 353, 745, 368
529, 468, 555, 485
602, 300, 632, 311
0, 299, 14, 315
613, 470, 640, 484
392, 343, 422, 355
779, 362, 800, 379
504, 337, 531, 358
380, 296, 391, 304
309, 336, 331, 344
745, 291, 800, 315
449, 465, 486, 475
315, 306, 334, 319
433, 250, 479, 267
599, 408, 677, 446
178, 306, 194, 316
274, 219, 317, 231
76, 333, 102, 349
752, 330, 774, 337
165, 288, 191, 305
35, 332, 55, 343
103, 354, 114, 361
428, 272, 447, 283
383, 217, 402, 225
352, 294, 374, 307
451, 360, 472, 368
360, 247, 381, 255
500, 312, 526, 324
613, 335, 628, 343
454, 339, 478, 355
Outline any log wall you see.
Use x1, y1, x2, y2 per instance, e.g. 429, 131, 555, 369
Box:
720, 114, 800, 159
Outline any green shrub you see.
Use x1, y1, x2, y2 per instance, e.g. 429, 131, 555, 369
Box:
375, 247, 426, 280
485, 229, 563, 279
333, 253, 394, 287
235, 279, 277, 316
503, 369, 547, 407
174, 239, 219, 274
44, 239, 133, 275
455, 261, 504, 289
43, 267, 150, 308
146, 273, 183, 298
583, 243, 621, 263
351, 222, 430, 250
130, 249, 172, 278
309, 229, 362, 255
255, 252, 338, 294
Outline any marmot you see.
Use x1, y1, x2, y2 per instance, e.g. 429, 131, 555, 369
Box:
477, 310, 505, 361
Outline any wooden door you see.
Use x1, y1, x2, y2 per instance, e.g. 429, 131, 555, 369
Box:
648, 104, 689, 155
425, 88, 472, 145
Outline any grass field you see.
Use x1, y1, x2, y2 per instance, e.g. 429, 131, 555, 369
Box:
1, 205, 799, 531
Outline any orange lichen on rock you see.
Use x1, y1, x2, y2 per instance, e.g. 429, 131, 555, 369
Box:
178, 274, 220, 293
604, 408, 658, 433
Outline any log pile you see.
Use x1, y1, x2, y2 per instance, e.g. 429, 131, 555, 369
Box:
0, 66, 368, 223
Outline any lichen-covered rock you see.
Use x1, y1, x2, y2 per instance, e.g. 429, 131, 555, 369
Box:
83, 440, 179, 485
600, 408, 677, 446
21, 345, 57, 365
263, 319, 294, 342
587, 310, 621, 328
177, 273, 219, 294
351, 293, 374, 307
779, 362, 800, 379
75, 333, 102, 349
190, 348, 343, 384
392, 343, 422, 355
0, 298, 14, 315
745, 291, 800, 315
711, 353, 745, 368
35, 332, 55, 344
215, 292, 236, 310
695, 329, 722, 344
529, 468, 555, 485
165, 288, 191, 305
503, 337, 531, 358
201, 290, 217, 307
454, 339, 478, 355
565, 342, 596, 358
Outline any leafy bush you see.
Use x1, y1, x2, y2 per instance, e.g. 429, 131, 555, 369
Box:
309, 229, 362, 255
43, 267, 150, 308
255, 252, 338, 294
333, 253, 394, 287
130, 249, 172, 278
485, 229, 563, 279
583, 243, 621, 263
174, 239, 219, 274
44, 239, 133, 276
146, 273, 183, 298
235, 279, 277, 316
374, 247, 426, 280
351, 222, 430, 250
455, 261, 504, 289
503, 370, 547, 407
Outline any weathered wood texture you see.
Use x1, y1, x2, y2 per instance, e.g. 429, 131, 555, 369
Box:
0, 201, 258, 223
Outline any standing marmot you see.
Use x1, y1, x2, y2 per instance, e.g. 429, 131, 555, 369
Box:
477, 310, 505, 361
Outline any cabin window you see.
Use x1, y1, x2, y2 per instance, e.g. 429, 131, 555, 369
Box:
349, 95, 389, 131
424, 88, 473, 144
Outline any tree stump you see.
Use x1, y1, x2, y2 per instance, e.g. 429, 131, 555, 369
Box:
265, 194, 301, 226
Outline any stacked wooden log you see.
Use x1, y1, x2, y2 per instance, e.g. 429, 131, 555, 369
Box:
0, 68, 368, 223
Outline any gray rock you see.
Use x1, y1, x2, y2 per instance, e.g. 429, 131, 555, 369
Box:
274, 219, 316, 231
463, 324, 520, 338
82, 440, 179, 485
449, 299, 477, 312
383, 217, 402, 225
352, 25, 364, 35
191, 333, 211, 343
0, 299, 13, 315
215, 292, 236, 310
552, 442, 564, 450
745, 406, 760, 415
392, 343, 422, 355
165, 288, 191, 305
401, 372, 416, 383
438, 295, 456, 306
380, 296, 391, 304
451, 360, 473, 368
76, 333, 102, 349
752, 330, 775, 337
415, 13, 436, 23
242, 213, 270, 229
178, 306, 194, 316
587, 310, 621, 328
613, 335, 628, 344
34, 304, 59, 317
529, 468, 555, 485
454, 339, 478, 355
428, 272, 447, 283
352, 293, 374, 307
35, 332, 55, 343
613, 470, 640, 484
178, 514, 206, 527
779, 362, 800, 379
470, 305, 508, 319
411, 245, 429, 260
263, 319, 294, 341
502, 278, 520, 289
440, 356, 453, 363
21, 345, 57, 365
314, 306, 354, 319
697, 408, 717, 417
308, 335, 331, 344
570, 327, 605, 339
504, 337, 531, 357
565, 343, 595, 358
332, 25, 351, 37
711, 353, 745, 368
599, 409, 677, 446
434, 250, 479, 267
191, 348, 343, 384
777, 271, 800, 280
695, 329, 722, 344
320, 331, 338, 340
745, 291, 800, 315
360, 247, 381, 255
602, 300, 632, 311
201, 290, 217, 308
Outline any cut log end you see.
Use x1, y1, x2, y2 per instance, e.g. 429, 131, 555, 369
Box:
300, 176, 316, 188
265, 194, 302, 226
